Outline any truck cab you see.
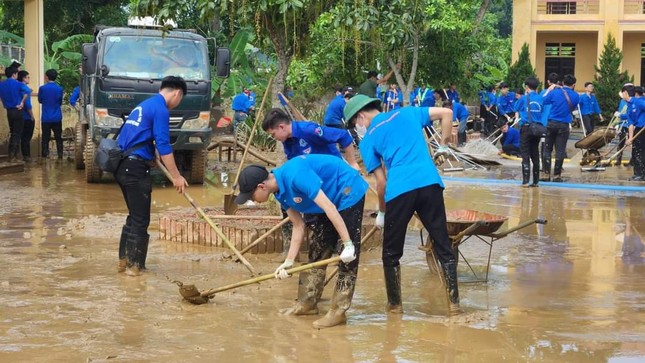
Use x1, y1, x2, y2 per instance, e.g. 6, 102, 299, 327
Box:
77, 25, 230, 183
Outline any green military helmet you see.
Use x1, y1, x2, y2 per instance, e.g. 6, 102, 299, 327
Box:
343, 94, 381, 124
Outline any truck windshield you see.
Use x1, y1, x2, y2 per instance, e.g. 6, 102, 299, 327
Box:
102, 35, 209, 81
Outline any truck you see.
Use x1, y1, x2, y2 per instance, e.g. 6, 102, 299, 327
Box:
76, 23, 230, 183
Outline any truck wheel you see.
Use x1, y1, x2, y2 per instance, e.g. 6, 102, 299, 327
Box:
84, 133, 102, 183
189, 149, 206, 184
74, 122, 86, 170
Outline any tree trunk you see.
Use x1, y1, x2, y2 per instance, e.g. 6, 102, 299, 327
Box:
388, 31, 419, 107
472, 0, 492, 37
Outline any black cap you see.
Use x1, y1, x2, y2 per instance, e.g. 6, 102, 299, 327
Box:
235, 165, 269, 204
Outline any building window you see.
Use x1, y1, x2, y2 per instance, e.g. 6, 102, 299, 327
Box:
547, 1, 577, 14
545, 43, 576, 82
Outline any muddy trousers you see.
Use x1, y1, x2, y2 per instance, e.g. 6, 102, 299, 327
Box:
21, 119, 34, 159
382, 185, 458, 309
543, 121, 570, 177
296, 197, 365, 312
115, 159, 152, 269
7, 109, 23, 158
41, 121, 63, 158
457, 120, 468, 146
520, 125, 541, 185
616, 128, 628, 164
633, 127, 644, 178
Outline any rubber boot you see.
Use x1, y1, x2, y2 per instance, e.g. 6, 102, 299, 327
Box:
125, 233, 149, 276
313, 272, 356, 329
280, 267, 326, 315
118, 224, 130, 273
531, 169, 540, 187
553, 159, 564, 182
441, 260, 461, 315
384, 265, 402, 313
521, 163, 530, 187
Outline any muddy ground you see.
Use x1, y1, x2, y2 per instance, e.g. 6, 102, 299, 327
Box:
0, 158, 644, 362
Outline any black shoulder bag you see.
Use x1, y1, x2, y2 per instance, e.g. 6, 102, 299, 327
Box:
95, 119, 148, 173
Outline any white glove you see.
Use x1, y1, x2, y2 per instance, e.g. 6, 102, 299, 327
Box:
614, 111, 621, 118
274, 258, 294, 280
435, 145, 450, 157
376, 211, 385, 229
339, 241, 356, 263
572, 110, 579, 117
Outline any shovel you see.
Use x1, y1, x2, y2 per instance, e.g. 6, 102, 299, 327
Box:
156, 161, 258, 276
176, 256, 342, 305
223, 77, 274, 215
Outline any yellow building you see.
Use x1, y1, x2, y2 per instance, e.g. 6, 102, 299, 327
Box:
512, 0, 645, 88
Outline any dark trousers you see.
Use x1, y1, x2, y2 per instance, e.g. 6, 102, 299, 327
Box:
543, 121, 570, 176
483, 107, 498, 135
305, 197, 365, 276
582, 114, 598, 134
520, 125, 541, 184
617, 127, 628, 164
383, 185, 455, 267
633, 127, 644, 177
502, 144, 520, 156
21, 119, 34, 158
7, 109, 23, 156
115, 159, 152, 237
41, 121, 63, 158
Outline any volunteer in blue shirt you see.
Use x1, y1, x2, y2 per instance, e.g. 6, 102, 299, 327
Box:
115, 76, 188, 276
579, 82, 604, 134
498, 123, 520, 156
343, 94, 461, 316
234, 154, 368, 328
542, 74, 580, 182
412, 85, 431, 107
621, 84, 645, 181
323, 86, 353, 128
0, 66, 29, 161
515, 77, 544, 187
446, 83, 460, 104
442, 100, 470, 147
262, 108, 359, 169
70, 86, 81, 109
615, 89, 631, 166
38, 69, 65, 159
482, 85, 497, 136
385, 83, 401, 111
17, 71, 35, 162
496, 82, 516, 125
231, 89, 253, 128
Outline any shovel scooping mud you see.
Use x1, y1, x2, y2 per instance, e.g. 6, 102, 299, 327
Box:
175, 256, 342, 305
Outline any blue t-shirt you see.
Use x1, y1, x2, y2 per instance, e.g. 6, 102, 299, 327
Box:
501, 127, 520, 148
452, 102, 469, 123
543, 86, 580, 123
497, 92, 516, 115
385, 89, 401, 110
627, 97, 645, 128
446, 89, 460, 104
70, 86, 81, 107
22, 85, 33, 120
618, 99, 629, 127
38, 82, 64, 123
273, 154, 368, 214
231, 93, 251, 112
359, 106, 444, 202
117, 94, 172, 160
323, 94, 345, 126
516, 91, 545, 127
283, 121, 353, 160
415, 87, 431, 107
579, 93, 601, 116
0, 78, 26, 109
481, 91, 496, 108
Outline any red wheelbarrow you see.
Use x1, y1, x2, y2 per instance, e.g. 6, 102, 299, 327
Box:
419, 210, 547, 283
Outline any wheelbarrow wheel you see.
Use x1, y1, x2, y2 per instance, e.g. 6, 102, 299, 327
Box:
581, 149, 601, 166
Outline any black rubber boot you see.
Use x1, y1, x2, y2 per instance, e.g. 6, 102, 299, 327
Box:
531, 169, 540, 187
313, 272, 357, 329
553, 159, 564, 178
280, 267, 326, 315
521, 163, 530, 186
441, 260, 461, 315
383, 265, 402, 313
118, 224, 130, 272
125, 233, 149, 275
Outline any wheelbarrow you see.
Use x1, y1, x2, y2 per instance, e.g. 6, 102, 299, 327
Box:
418, 209, 547, 283
574, 126, 617, 168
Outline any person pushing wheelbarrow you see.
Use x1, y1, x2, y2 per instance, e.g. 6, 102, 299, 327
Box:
234, 154, 368, 328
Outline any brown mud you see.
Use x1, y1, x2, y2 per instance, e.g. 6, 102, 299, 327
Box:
0, 160, 644, 362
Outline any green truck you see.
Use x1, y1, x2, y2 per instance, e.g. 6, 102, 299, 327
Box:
77, 24, 230, 183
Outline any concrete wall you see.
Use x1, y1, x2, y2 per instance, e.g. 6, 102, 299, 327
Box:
623, 32, 645, 83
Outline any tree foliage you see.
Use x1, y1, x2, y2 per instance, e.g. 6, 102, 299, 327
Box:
594, 33, 633, 122
506, 43, 536, 92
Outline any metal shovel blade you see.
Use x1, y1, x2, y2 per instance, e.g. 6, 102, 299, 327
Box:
179, 284, 211, 305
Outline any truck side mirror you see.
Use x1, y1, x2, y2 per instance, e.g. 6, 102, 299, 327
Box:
215, 48, 231, 78
82, 43, 98, 74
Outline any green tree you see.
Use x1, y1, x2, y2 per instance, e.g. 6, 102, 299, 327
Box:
505, 43, 536, 91
594, 33, 633, 122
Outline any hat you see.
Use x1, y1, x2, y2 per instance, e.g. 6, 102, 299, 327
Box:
234, 165, 269, 204
342, 86, 354, 94
343, 94, 381, 124
9, 59, 21, 69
